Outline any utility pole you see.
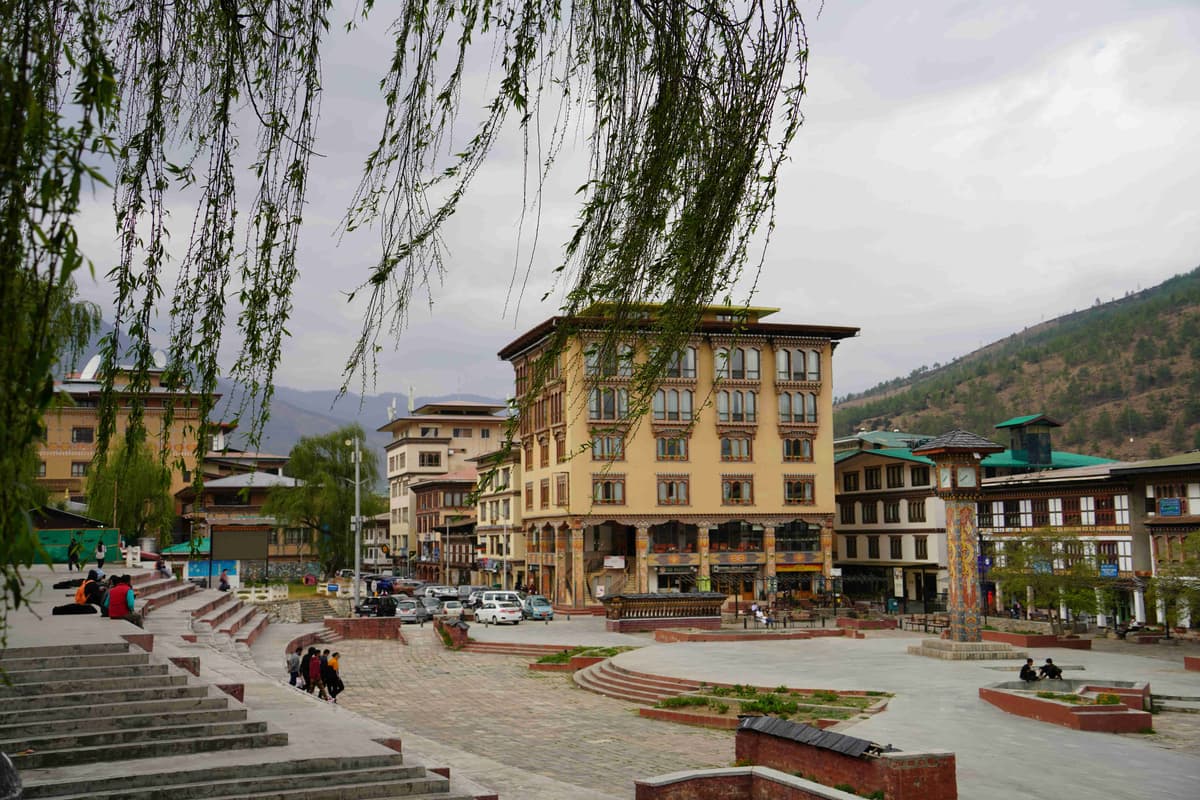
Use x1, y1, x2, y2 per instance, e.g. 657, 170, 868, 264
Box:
346, 435, 363, 608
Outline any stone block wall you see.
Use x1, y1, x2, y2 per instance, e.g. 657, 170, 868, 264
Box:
635, 767, 864, 800
323, 617, 406, 640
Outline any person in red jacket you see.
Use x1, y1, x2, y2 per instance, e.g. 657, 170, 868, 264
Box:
105, 575, 137, 621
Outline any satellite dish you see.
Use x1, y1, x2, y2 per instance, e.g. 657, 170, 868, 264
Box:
152, 349, 167, 368
79, 355, 101, 381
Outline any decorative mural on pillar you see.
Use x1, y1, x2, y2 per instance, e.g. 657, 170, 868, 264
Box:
946, 500, 980, 642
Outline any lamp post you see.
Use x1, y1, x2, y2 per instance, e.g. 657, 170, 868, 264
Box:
345, 435, 362, 608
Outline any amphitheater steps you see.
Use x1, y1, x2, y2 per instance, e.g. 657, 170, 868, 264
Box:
22, 754, 474, 800
573, 661, 702, 705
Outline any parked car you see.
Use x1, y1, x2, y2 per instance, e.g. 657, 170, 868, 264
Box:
458, 584, 488, 603
419, 596, 443, 614
424, 585, 459, 600
396, 600, 433, 624
476, 601, 522, 625
521, 595, 554, 621
438, 600, 465, 619
466, 590, 486, 609
355, 596, 398, 617
480, 590, 524, 609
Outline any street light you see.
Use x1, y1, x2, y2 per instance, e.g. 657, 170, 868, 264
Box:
345, 435, 362, 608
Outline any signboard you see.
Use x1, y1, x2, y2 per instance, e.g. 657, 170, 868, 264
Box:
1158, 498, 1183, 517
211, 529, 270, 561
1032, 560, 1053, 575
1099, 563, 1119, 578
603, 555, 626, 569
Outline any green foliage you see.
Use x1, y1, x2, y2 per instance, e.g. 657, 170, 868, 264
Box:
1150, 532, 1200, 630
656, 695, 710, 709
0, 4, 108, 647
989, 529, 1102, 635
263, 426, 387, 575
1096, 693, 1121, 705
85, 438, 175, 548
810, 690, 840, 703
739, 693, 799, 716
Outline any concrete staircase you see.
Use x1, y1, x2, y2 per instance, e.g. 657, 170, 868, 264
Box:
0, 642, 286, 772
573, 660, 702, 705
298, 597, 334, 622
7, 642, 474, 799
21, 753, 471, 800
459, 641, 568, 658
192, 591, 271, 655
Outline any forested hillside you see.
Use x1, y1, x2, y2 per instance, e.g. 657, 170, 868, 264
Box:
834, 267, 1200, 461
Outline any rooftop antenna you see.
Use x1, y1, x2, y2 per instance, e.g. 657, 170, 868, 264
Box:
79, 354, 101, 381
387, 397, 397, 421
408, 385, 415, 414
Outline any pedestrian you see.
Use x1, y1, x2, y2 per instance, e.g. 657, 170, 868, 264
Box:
104, 574, 139, 625
320, 649, 339, 703
1019, 658, 1040, 683
218, 568, 230, 591
67, 534, 82, 572
156, 557, 172, 579
328, 651, 344, 700
306, 647, 326, 699
95, 541, 106, 570
287, 646, 302, 687
299, 647, 314, 691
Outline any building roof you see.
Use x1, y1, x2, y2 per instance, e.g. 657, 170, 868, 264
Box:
497, 312, 860, 361
1110, 451, 1200, 477
995, 413, 1062, 429
29, 507, 109, 529
161, 538, 209, 555
378, 412, 507, 434
981, 449, 1115, 470
410, 468, 480, 490
834, 448, 936, 467
982, 460, 1136, 488
834, 430, 936, 450
912, 429, 1005, 456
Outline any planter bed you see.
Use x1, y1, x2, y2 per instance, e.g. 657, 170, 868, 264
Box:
982, 630, 1092, 649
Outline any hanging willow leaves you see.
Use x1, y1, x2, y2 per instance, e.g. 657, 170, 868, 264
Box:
1, 0, 809, 638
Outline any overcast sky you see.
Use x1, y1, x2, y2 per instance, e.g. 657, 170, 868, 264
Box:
74, 0, 1200, 407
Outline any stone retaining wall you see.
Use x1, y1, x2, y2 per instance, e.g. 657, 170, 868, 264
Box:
635, 767, 863, 800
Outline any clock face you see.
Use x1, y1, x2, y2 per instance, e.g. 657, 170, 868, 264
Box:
938, 467, 953, 489
956, 466, 977, 487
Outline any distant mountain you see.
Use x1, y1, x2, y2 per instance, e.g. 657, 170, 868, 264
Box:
834, 266, 1200, 461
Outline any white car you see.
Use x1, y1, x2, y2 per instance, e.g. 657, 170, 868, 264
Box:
437, 600, 465, 619
475, 601, 522, 625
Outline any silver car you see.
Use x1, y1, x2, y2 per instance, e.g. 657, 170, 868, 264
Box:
396, 600, 433, 624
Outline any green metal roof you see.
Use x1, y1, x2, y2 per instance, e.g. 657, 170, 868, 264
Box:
994, 413, 1060, 429
836, 448, 936, 467
834, 430, 936, 449
981, 449, 1114, 469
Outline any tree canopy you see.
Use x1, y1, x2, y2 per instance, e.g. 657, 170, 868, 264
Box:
85, 437, 175, 549
2, 1, 810, 637
989, 529, 1102, 635
263, 426, 387, 576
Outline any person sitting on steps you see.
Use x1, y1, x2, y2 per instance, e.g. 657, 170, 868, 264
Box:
1039, 658, 1063, 680
1019, 658, 1040, 683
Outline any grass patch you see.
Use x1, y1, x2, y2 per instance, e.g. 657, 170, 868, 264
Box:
1036, 691, 1090, 704
534, 645, 636, 664
1096, 693, 1121, 706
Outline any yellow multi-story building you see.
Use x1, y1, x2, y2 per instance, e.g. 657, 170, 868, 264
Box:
498, 304, 858, 610
37, 362, 225, 505
470, 447, 524, 590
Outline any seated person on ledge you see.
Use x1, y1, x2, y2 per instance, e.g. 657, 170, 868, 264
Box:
1019, 658, 1040, 683
1039, 658, 1063, 680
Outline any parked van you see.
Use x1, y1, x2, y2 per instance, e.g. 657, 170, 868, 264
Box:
424, 585, 459, 600
480, 590, 524, 609
458, 585, 488, 603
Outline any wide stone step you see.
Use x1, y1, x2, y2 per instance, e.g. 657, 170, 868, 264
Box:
192, 590, 239, 619
0, 672, 189, 697
1, 719, 267, 753
0, 706, 247, 739
604, 663, 702, 694
143, 580, 200, 611
236, 612, 271, 647
0, 642, 129, 661
574, 663, 664, 705
2, 661, 170, 685
198, 597, 245, 631
0, 695, 230, 726
203, 776, 458, 800
13, 729, 289, 769
2, 683, 209, 712
219, 603, 261, 636
22, 754, 412, 798
0, 652, 149, 671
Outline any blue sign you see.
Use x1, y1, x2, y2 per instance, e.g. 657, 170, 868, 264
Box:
1158, 498, 1182, 516
976, 555, 993, 572
1032, 561, 1053, 575
1099, 563, 1119, 578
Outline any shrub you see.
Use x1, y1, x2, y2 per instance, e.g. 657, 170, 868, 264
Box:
1096, 693, 1121, 706
811, 690, 839, 703
712, 702, 729, 714
740, 693, 799, 716
774, 684, 790, 694
656, 695, 709, 709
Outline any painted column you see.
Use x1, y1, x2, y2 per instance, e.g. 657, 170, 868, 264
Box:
635, 526, 649, 594
554, 526, 568, 604
697, 526, 711, 591
764, 525, 777, 590
1133, 587, 1147, 624
570, 526, 585, 607
1095, 589, 1108, 628
943, 499, 982, 642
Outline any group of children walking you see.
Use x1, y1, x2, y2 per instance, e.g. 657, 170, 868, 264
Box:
288, 646, 345, 702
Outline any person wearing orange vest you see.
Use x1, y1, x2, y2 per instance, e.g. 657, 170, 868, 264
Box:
105, 575, 136, 620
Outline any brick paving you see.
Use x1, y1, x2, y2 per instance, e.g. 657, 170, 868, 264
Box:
332, 628, 733, 799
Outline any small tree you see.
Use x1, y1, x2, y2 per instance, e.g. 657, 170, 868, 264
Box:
264, 425, 387, 576
1152, 532, 1200, 633
85, 437, 175, 548
990, 529, 1100, 635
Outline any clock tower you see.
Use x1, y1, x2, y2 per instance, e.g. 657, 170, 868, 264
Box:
913, 430, 1005, 643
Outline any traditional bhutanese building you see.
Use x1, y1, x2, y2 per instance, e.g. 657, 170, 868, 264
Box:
498, 303, 859, 611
